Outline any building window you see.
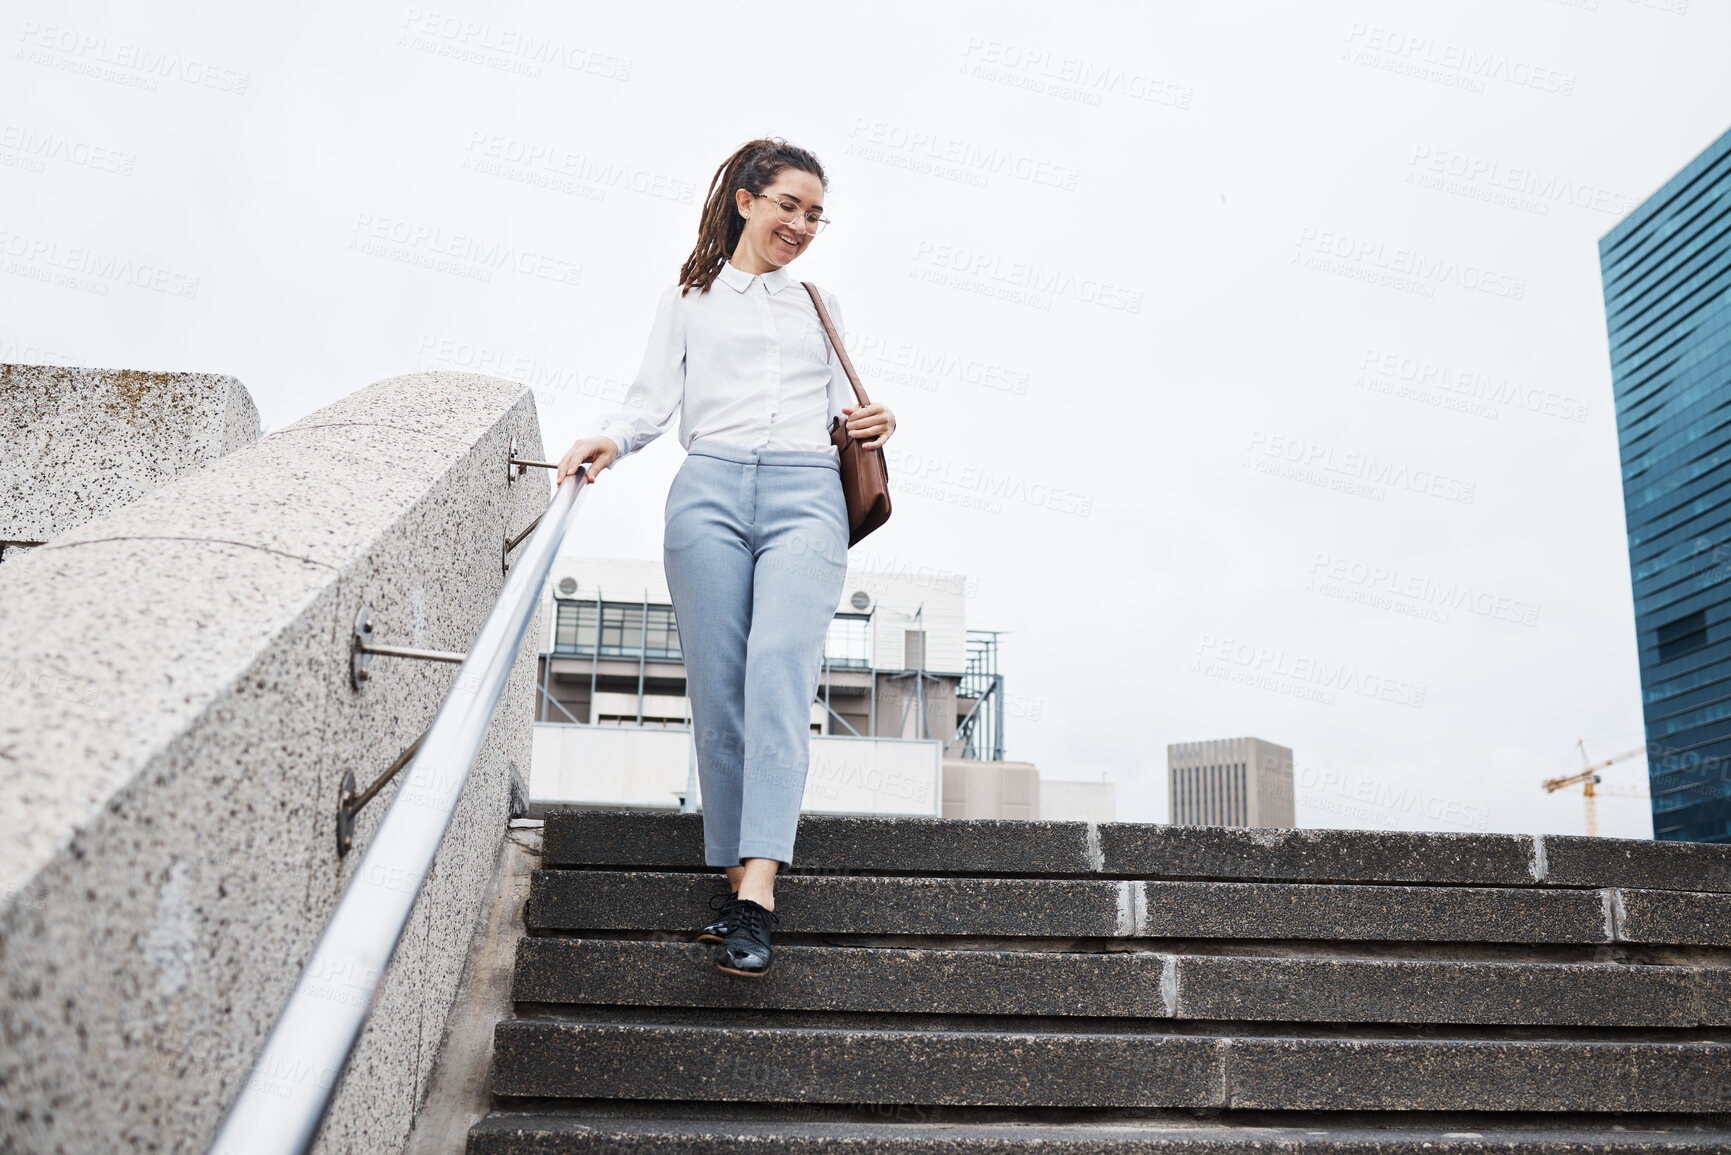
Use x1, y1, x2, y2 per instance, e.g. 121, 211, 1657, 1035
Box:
554, 600, 682, 660
1658, 610, 1709, 663
824, 614, 872, 668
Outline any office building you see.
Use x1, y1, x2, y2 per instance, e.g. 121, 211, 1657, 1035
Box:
1168, 737, 1295, 827
1600, 125, 1731, 841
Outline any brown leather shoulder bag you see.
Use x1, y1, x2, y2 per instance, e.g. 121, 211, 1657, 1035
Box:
803, 281, 891, 546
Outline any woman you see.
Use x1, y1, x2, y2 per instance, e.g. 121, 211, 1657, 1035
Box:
555, 138, 896, 977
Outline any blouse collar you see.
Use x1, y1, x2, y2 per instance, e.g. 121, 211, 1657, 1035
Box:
717, 261, 795, 295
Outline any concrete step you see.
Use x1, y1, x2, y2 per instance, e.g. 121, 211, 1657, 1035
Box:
544, 811, 1098, 875
488, 1020, 1731, 1112
528, 870, 1668, 945
469, 1113, 1731, 1154
540, 811, 1731, 893
513, 938, 1731, 1028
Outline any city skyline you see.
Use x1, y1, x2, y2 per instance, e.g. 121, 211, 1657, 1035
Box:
6, 2, 1731, 836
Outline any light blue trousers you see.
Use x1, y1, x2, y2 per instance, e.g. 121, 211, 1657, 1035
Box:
663, 441, 849, 867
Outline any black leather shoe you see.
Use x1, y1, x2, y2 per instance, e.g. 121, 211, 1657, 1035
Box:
696, 891, 740, 944
716, 898, 778, 978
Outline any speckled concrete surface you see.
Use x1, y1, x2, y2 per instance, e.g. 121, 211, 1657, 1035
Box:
1168, 955, 1702, 1028
513, 939, 1173, 1018
512, 939, 1720, 1029
1136, 880, 1610, 944
1226, 1037, 1731, 1112
465, 1113, 1731, 1153
1099, 825, 1539, 887
490, 1020, 1227, 1107
543, 811, 1097, 874
526, 871, 1131, 938
1616, 889, 1731, 946
526, 871, 1624, 944
0, 371, 551, 1155
0, 363, 261, 554
542, 813, 1731, 895
1543, 835, 1731, 893
488, 1019, 1731, 1113
488, 1020, 1731, 1113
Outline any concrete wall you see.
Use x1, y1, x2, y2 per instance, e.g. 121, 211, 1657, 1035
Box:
0, 364, 261, 561
528, 724, 942, 817
0, 372, 550, 1154
1039, 779, 1118, 822
943, 759, 1039, 819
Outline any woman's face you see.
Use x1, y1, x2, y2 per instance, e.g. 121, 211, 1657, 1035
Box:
733, 169, 826, 271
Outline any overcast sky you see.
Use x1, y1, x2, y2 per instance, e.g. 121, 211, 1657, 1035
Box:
7, 0, 1729, 836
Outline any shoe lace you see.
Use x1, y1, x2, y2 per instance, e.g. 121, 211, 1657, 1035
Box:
708, 890, 737, 913
729, 899, 778, 936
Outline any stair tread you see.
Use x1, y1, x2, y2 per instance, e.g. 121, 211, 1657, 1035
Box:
540, 810, 1731, 894
490, 1020, 1731, 1112
470, 1112, 1731, 1152
529, 870, 1724, 945
512, 938, 1729, 1027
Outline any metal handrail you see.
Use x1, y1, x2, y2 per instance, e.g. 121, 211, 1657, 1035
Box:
207, 465, 588, 1155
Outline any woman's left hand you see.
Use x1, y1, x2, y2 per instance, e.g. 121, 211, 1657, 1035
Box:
844, 403, 896, 449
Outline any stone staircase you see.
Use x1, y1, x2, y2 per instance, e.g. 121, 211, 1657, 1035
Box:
466, 814, 1731, 1151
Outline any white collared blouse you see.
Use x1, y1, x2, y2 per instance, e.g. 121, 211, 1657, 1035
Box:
594, 261, 851, 463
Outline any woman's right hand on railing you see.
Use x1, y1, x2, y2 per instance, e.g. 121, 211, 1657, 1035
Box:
556, 437, 619, 486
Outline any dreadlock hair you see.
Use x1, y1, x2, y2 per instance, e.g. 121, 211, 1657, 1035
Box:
679, 137, 827, 296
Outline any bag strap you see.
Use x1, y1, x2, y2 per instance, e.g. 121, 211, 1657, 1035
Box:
803, 281, 871, 408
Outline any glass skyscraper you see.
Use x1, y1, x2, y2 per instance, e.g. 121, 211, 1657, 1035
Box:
1601, 125, 1731, 841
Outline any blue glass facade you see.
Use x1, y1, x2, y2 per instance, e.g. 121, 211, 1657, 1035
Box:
1601, 125, 1731, 841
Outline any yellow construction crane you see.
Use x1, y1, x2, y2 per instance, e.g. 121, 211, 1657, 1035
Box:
1541, 740, 1649, 837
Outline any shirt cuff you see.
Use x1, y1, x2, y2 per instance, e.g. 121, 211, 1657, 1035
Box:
594, 428, 628, 464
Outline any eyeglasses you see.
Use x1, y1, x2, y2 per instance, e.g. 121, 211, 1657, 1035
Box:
747, 191, 830, 236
